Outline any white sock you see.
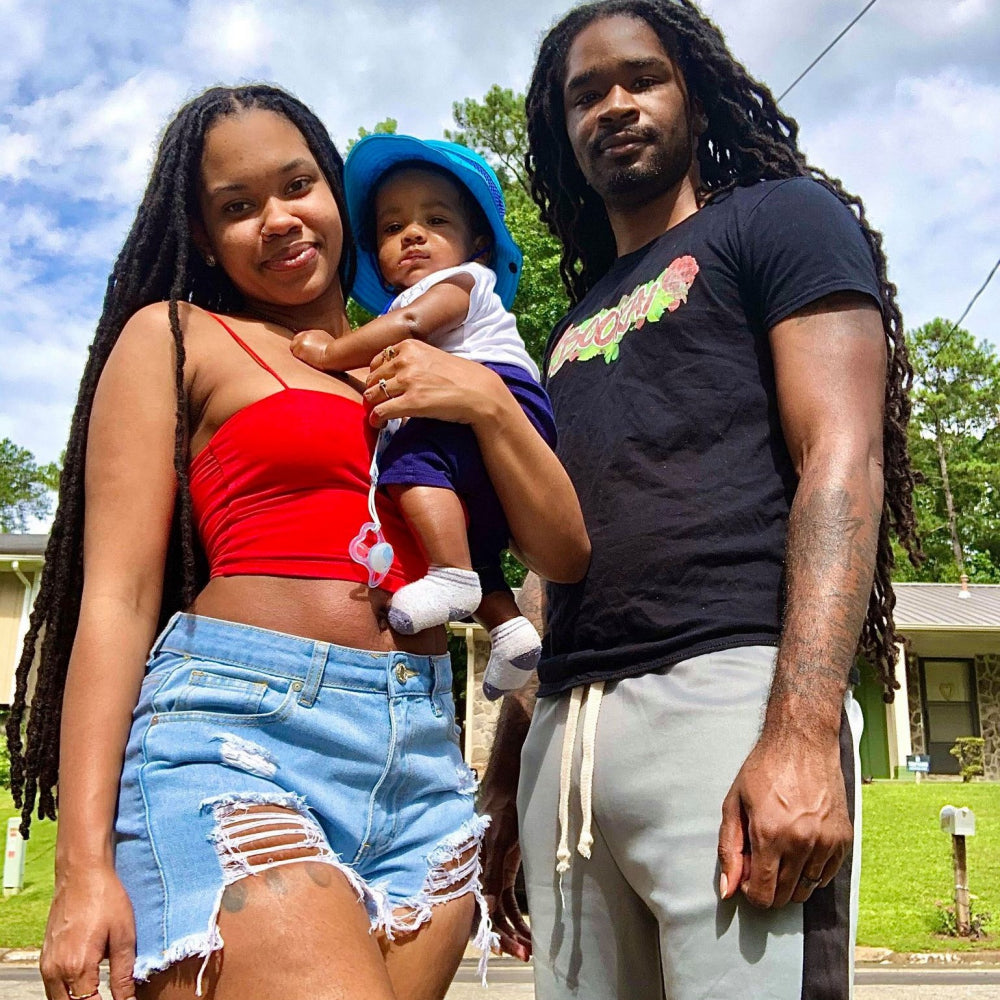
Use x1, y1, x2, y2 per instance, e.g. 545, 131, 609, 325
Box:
482, 616, 542, 701
388, 567, 482, 635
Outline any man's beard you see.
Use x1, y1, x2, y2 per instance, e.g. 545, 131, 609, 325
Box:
591, 123, 695, 210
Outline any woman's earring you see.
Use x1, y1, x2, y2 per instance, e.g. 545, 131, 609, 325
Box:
205, 254, 217, 267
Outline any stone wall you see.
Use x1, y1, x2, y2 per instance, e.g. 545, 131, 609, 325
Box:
974, 653, 1000, 780
905, 652, 925, 755
467, 632, 502, 778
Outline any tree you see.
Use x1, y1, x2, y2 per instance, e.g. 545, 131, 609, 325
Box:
0, 438, 60, 532
446, 86, 531, 198
446, 87, 568, 367
346, 117, 398, 153
894, 319, 1000, 582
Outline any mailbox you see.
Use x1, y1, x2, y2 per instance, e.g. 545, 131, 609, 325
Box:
939, 805, 976, 837
3, 818, 25, 896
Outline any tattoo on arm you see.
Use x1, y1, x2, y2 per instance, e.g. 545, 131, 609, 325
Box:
768, 480, 879, 732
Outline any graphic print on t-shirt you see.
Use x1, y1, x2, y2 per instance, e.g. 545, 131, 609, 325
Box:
548, 255, 699, 378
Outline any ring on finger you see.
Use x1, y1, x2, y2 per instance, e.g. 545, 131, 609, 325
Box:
67, 990, 100, 1000
378, 378, 392, 400
798, 873, 822, 886
382, 345, 397, 361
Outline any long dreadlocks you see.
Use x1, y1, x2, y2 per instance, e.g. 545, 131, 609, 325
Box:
5, 84, 355, 837
526, 0, 922, 699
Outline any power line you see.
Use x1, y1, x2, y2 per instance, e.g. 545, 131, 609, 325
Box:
931, 255, 1000, 359
777, 0, 880, 102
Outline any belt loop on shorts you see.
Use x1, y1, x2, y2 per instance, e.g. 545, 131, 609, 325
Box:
299, 640, 330, 707
150, 612, 181, 656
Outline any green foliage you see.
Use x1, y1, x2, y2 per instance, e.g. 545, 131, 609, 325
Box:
0, 438, 60, 532
445, 87, 568, 370
934, 898, 992, 939
445, 86, 568, 589
0, 711, 9, 791
951, 736, 986, 783
346, 116, 398, 152
893, 319, 1000, 582
446, 85, 530, 196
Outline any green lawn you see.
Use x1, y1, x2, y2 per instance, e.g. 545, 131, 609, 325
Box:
0, 792, 57, 948
857, 780, 1000, 952
2, 783, 998, 952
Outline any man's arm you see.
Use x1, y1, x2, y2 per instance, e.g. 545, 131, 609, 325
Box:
718, 291, 885, 909
477, 572, 545, 960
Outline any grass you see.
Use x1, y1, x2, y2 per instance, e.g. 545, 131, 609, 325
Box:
857, 781, 1000, 953
0, 791, 57, 948
2, 783, 999, 952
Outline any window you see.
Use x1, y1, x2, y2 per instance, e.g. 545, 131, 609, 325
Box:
919, 659, 980, 774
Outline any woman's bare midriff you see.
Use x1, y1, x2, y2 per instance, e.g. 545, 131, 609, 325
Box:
189, 576, 448, 655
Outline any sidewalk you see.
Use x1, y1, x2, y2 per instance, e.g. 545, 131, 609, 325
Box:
3, 948, 1000, 1000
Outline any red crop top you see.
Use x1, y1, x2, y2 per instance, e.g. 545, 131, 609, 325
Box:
188, 314, 426, 591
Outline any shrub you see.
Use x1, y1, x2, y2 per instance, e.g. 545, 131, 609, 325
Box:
0, 710, 10, 791
950, 736, 985, 783
934, 898, 993, 939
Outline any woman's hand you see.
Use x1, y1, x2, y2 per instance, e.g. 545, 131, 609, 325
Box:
41, 865, 136, 1000
364, 339, 506, 428
366, 340, 590, 584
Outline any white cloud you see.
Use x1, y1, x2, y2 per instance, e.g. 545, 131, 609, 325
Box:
802, 68, 1000, 342
2, 0, 999, 468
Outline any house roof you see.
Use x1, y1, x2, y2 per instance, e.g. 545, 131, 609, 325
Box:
893, 582, 1000, 630
0, 533, 49, 559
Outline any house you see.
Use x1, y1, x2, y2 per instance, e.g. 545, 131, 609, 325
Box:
4, 537, 997, 783
0, 534, 45, 708
856, 579, 1000, 780
460, 580, 1000, 783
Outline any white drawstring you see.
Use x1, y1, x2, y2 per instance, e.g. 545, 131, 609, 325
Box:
555, 686, 584, 877
577, 681, 604, 859
555, 682, 605, 890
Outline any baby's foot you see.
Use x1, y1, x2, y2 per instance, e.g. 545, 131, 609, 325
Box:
482, 616, 542, 701
388, 567, 482, 634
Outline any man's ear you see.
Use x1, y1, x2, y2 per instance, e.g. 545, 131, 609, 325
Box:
190, 217, 216, 266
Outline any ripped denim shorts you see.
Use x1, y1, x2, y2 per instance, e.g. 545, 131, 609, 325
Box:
114, 613, 495, 991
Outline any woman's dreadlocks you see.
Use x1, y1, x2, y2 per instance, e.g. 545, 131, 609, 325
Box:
526, 0, 922, 699
5, 84, 355, 837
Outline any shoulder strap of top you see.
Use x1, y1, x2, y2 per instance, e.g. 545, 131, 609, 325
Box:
207, 313, 289, 389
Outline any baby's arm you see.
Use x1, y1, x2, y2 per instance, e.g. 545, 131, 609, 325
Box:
291, 274, 473, 372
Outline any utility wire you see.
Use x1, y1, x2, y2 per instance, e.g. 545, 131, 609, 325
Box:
931, 255, 1000, 358
777, 0, 880, 102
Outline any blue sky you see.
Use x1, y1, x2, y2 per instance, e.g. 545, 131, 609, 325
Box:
2, 0, 998, 467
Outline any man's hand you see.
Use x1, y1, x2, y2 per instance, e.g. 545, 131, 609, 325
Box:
718, 731, 852, 909
479, 787, 532, 961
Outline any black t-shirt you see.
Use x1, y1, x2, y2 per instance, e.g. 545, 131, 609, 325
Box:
539, 177, 881, 697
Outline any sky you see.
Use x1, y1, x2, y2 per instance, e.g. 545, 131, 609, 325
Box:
1, 0, 998, 468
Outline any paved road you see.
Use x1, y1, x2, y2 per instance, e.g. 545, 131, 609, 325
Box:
4, 963, 1000, 999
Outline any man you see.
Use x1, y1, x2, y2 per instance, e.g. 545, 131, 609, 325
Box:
480, 2, 920, 998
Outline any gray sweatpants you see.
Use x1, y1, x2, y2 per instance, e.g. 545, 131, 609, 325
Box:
518, 646, 863, 1000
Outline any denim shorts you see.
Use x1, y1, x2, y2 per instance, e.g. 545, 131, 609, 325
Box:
114, 613, 495, 990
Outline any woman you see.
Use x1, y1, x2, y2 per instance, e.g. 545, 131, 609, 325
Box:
5, 85, 589, 1000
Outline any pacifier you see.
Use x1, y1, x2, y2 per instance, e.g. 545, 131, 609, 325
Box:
349, 522, 395, 589
350, 421, 400, 589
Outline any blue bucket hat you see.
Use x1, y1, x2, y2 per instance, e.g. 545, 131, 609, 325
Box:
344, 134, 523, 316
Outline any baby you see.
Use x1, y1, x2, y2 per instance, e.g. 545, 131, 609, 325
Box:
292, 135, 558, 700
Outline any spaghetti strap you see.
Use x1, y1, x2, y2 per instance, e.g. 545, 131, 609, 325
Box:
207, 312, 289, 389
